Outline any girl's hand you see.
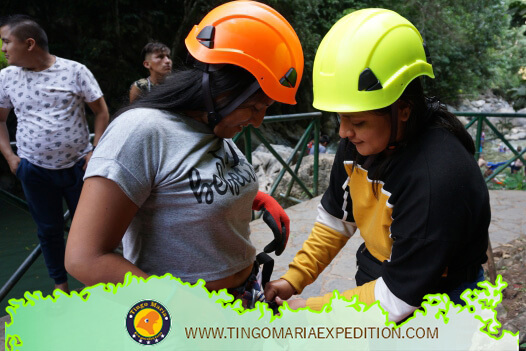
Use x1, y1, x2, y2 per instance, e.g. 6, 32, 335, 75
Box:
264, 278, 296, 301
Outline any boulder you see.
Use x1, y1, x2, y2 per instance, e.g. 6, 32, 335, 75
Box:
252, 144, 296, 192
274, 153, 335, 207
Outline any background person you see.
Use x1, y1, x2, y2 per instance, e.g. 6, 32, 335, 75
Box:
308, 134, 330, 154
510, 146, 523, 174
65, 1, 303, 308
0, 14, 109, 293
265, 8, 490, 323
129, 41, 172, 103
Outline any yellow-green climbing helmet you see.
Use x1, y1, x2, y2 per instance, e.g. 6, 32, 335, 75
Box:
312, 8, 434, 112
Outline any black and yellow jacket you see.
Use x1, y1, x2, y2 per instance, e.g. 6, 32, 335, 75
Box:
282, 127, 490, 320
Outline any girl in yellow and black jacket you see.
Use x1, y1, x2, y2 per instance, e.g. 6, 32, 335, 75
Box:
264, 8, 490, 323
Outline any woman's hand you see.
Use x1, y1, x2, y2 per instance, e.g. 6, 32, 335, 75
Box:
264, 278, 296, 301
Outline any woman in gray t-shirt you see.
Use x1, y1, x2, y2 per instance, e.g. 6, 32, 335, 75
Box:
65, 1, 304, 302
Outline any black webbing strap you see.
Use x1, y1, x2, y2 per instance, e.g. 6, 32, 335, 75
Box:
201, 68, 220, 129
217, 80, 261, 118
256, 252, 274, 288
201, 65, 261, 130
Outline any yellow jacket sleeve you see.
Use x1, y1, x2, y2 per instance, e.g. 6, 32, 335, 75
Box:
281, 221, 349, 294
306, 280, 377, 311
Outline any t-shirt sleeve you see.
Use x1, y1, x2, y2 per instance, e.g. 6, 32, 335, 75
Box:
0, 69, 13, 109
84, 111, 160, 207
76, 64, 104, 103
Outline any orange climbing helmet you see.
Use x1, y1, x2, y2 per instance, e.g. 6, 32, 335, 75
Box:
185, 0, 304, 105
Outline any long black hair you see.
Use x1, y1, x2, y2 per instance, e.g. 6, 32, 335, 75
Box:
351, 78, 475, 197
114, 64, 258, 120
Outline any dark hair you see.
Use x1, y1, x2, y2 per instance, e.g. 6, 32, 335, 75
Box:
115, 63, 258, 119
320, 135, 330, 144
0, 14, 49, 52
141, 41, 170, 61
350, 78, 475, 197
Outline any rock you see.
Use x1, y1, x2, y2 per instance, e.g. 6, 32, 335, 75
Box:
502, 288, 518, 299
502, 321, 519, 336
514, 312, 526, 343
503, 311, 526, 344
492, 249, 504, 258
252, 144, 296, 192
473, 100, 486, 108
505, 127, 526, 141
496, 258, 512, 270
496, 303, 508, 321
275, 153, 335, 207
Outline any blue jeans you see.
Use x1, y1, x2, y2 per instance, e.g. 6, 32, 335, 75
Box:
16, 158, 85, 284
446, 267, 485, 305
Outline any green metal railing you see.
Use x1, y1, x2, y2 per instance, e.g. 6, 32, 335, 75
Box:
233, 112, 322, 203
457, 111, 526, 183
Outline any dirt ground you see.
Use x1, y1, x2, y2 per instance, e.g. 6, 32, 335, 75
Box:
483, 235, 526, 347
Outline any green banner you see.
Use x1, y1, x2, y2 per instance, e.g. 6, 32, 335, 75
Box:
4, 274, 519, 350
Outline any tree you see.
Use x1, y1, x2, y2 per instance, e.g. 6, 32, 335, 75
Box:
362, 0, 524, 104
507, 0, 526, 110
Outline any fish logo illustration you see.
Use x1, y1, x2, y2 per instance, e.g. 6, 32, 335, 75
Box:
126, 300, 171, 345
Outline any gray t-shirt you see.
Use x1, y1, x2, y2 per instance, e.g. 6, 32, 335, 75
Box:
0, 56, 103, 169
85, 108, 258, 283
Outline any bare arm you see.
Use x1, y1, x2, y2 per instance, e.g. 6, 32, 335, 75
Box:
65, 176, 148, 286
86, 97, 110, 147
0, 107, 20, 174
129, 85, 141, 103
84, 97, 109, 169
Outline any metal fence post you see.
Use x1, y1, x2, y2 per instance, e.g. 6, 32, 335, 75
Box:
474, 115, 483, 160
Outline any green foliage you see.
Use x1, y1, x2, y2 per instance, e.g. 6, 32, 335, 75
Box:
509, 0, 526, 29
506, 0, 526, 110
503, 171, 525, 189
509, 83, 526, 110
0, 39, 7, 70
366, 0, 525, 104
485, 166, 526, 190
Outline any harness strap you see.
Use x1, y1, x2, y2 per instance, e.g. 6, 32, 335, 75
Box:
256, 252, 274, 288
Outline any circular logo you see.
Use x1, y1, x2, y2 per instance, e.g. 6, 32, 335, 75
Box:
126, 300, 171, 345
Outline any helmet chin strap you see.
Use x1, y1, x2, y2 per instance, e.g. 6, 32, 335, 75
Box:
386, 100, 399, 151
201, 64, 261, 130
